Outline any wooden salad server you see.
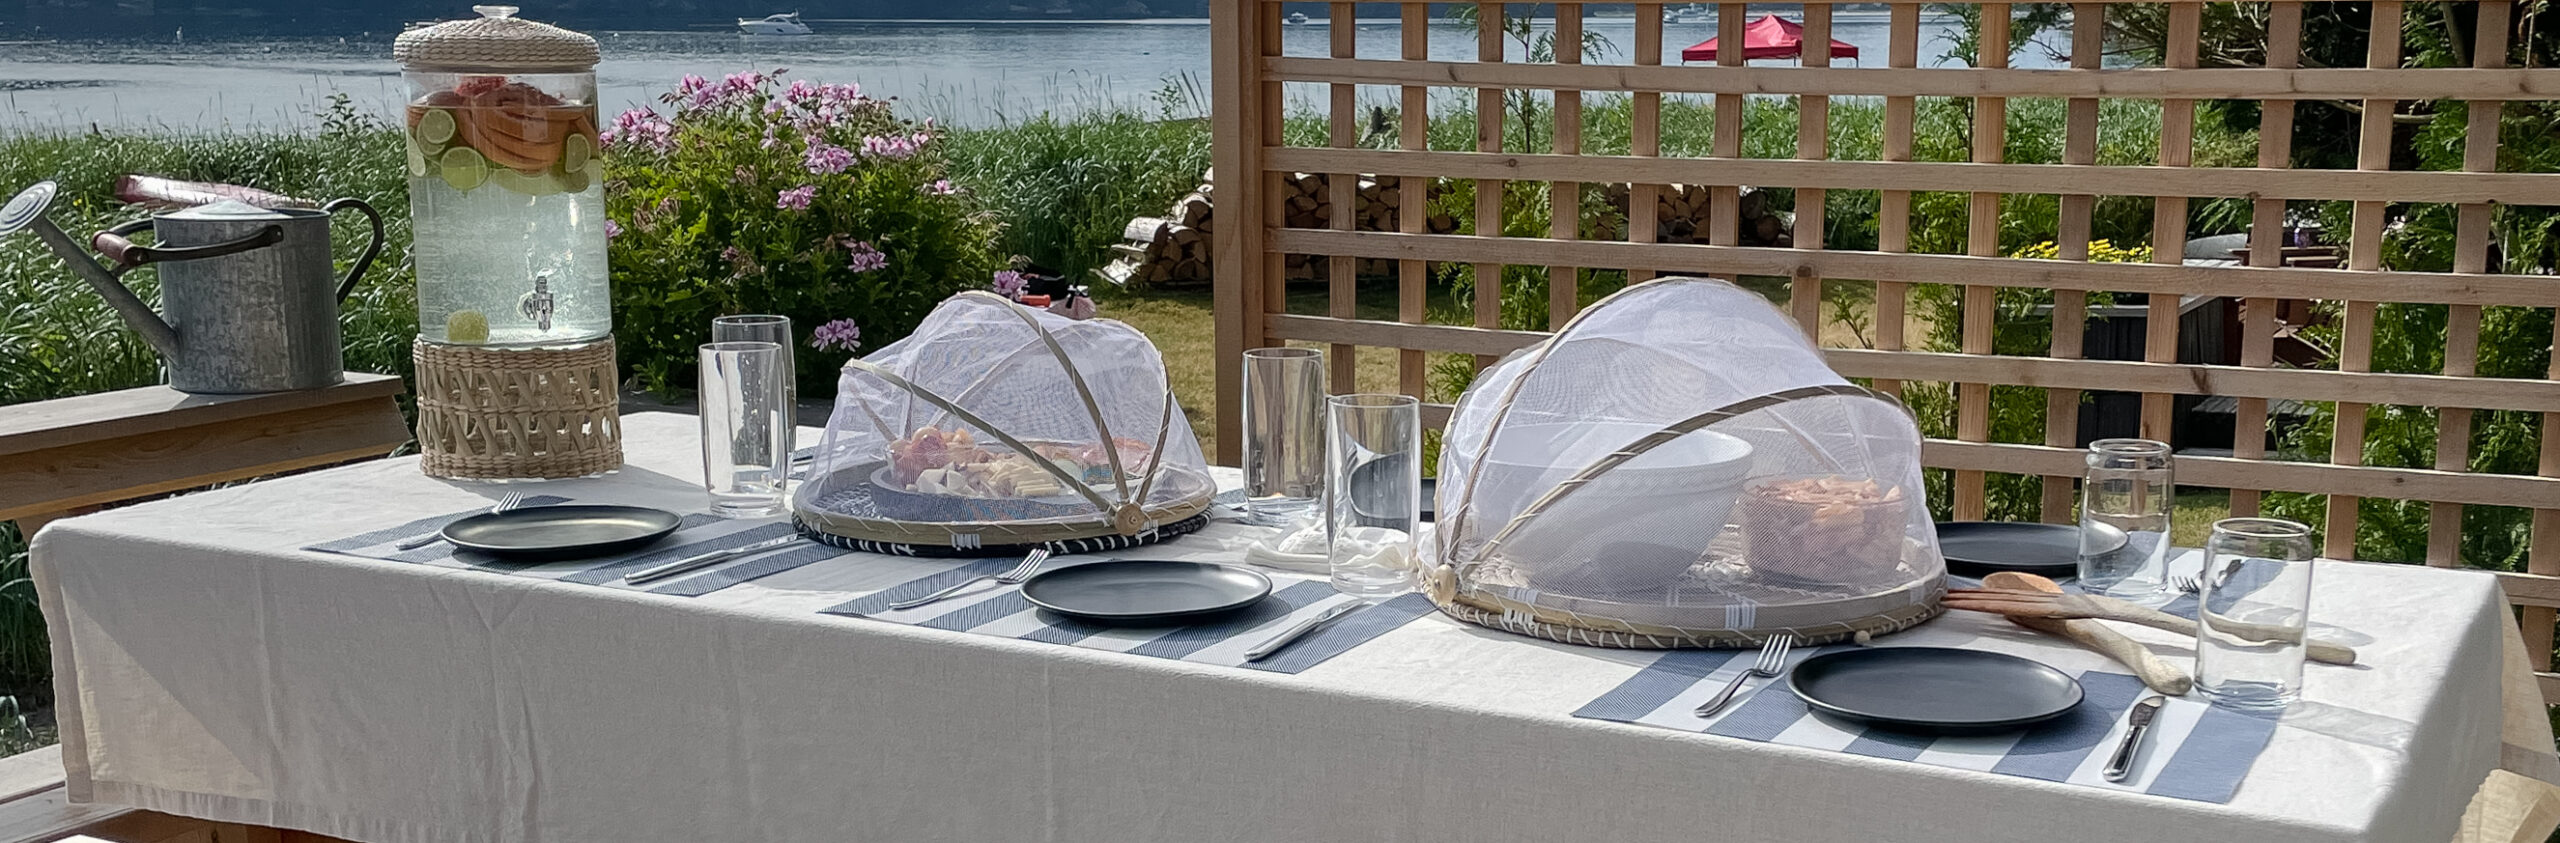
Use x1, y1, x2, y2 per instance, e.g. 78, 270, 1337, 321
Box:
1969, 572, 2192, 695
1947, 577, 2357, 666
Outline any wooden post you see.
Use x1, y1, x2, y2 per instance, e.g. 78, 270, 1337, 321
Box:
1629, 3, 1663, 281
1208, 0, 1272, 465
1872, 2, 1919, 399
2430, 0, 2508, 566
1954, 3, 2011, 522
1787, 4, 1834, 342
2328, 0, 2404, 559
2043, 3, 2104, 523
1326, 1, 1358, 393
1472, 0, 1506, 368
2142, 2, 2202, 443
1549, 3, 1584, 330
2232, 1, 2305, 519
1707, 3, 1746, 282
1397, 1, 1428, 399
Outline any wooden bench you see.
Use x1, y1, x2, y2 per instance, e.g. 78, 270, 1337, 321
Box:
1, 374, 411, 535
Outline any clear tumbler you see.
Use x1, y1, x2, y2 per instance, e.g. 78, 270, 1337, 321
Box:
2078, 438, 2174, 603
713, 315, 796, 454
699, 341, 790, 517
2195, 517, 2317, 711
1327, 394, 1421, 597
1243, 347, 1326, 527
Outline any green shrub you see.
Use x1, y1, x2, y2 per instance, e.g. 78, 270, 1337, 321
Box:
604, 72, 1001, 399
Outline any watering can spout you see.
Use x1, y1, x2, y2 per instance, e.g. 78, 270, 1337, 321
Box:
0, 181, 184, 359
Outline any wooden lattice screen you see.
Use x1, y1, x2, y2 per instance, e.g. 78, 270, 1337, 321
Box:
1206, 0, 2560, 699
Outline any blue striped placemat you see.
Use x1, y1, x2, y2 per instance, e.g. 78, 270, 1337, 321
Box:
819, 559, 1437, 675
1574, 643, 2279, 803
304, 498, 845, 597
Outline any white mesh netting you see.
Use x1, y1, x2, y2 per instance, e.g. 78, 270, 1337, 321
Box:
792, 292, 1214, 549
1429, 278, 1944, 647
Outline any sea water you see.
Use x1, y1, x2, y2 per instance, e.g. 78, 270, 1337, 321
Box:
411, 176, 612, 346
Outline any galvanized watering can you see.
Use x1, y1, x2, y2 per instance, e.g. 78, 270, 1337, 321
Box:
0, 181, 385, 394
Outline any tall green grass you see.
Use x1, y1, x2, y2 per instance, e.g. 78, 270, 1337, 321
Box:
942, 107, 1214, 282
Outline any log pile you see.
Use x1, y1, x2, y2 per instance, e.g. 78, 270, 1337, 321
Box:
1102, 174, 1215, 286
1589, 183, 1794, 247
1101, 175, 1793, 287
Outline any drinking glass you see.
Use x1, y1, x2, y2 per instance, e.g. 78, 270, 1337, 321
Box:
2078, 438, 2174, 604
1243, 347, 1326, 527
1327, 394, 1420, 597
713, 315, 795, 452
2195, 517, 2318, 711
699, 341, 791, 517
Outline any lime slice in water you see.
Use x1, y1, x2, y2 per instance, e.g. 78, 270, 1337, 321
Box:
416, 108, 457, 146
562, 133, 592, 173
553, 159, 591, 194
445, 310, 491, 344
491, 167, 562, 197
439, 146, 488, 191
405, 140, 429, 178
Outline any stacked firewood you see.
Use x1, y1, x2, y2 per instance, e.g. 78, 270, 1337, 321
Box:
1276, 174, 1461, 281
1106, 171, 1459, 286
1589, 183, 1794, 247
1102, 175, 1792, 287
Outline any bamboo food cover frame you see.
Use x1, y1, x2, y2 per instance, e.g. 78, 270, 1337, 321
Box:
1207, 0, 2560, 694
794, 292, 1214, 549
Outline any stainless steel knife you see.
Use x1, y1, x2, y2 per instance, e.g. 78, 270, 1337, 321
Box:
1245, 600, 1364, 661
2102, 695, 2167, 783
624, 535, 806, 585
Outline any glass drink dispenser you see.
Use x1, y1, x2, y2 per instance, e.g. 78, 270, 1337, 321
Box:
395, 5, 608, 346
398, 5, 624, 481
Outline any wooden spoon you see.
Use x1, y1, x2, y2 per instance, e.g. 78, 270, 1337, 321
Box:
1946, 585, 2357, 666
1978, 571, 2192, 695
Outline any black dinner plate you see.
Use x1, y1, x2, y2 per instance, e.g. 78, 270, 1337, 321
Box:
1789, 647, 2084, 735
1347, 452, 1437, 524
441, 505, 683, 560
1934, 521, 2126, 578
1019, 560, 1273, 625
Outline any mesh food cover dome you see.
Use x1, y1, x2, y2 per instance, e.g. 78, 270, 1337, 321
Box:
1425, 278, 1944, 647
793, 292, 1215, 554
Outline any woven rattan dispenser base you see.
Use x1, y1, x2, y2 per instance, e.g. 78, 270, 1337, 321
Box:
414, 337, 623, 479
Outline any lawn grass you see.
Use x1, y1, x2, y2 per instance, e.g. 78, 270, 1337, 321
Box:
1100, 283, 1432, 460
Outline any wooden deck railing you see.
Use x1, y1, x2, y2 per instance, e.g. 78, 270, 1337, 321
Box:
1206, 0, 2560, 699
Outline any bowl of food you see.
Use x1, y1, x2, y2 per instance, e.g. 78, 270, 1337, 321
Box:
1470, 421, 1756, 595
1741, 474, 1911, 586
867, 425, 1169, 522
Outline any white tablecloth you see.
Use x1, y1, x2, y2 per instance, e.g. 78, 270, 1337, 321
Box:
32, 413, 2519, 843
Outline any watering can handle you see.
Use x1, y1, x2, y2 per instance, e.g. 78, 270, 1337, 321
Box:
89, 220, 286, 274
322, 198, 385, 302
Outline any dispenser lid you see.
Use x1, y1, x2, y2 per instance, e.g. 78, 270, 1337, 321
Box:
159, 199, 302, 221
395, 5, 599, 74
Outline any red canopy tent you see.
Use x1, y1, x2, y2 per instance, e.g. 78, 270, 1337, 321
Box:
1681, 14, 1861, 62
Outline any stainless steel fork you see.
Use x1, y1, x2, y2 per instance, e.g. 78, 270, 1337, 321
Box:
1695, 633, 1797, 718
395, 491, 526, 550
889, 548, 1051, 610
2172, 575, 2202, 596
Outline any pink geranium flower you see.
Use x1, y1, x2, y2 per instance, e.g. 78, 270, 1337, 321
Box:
845, 240, 887, 273
811, 318, 863, 352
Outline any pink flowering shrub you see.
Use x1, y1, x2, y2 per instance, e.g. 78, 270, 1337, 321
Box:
604, 69, 998, 398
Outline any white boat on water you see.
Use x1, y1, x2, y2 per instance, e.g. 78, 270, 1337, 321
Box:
739, 12, 812, 35
1285, 11, 1308, 24
1664, 4, 1709, 23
